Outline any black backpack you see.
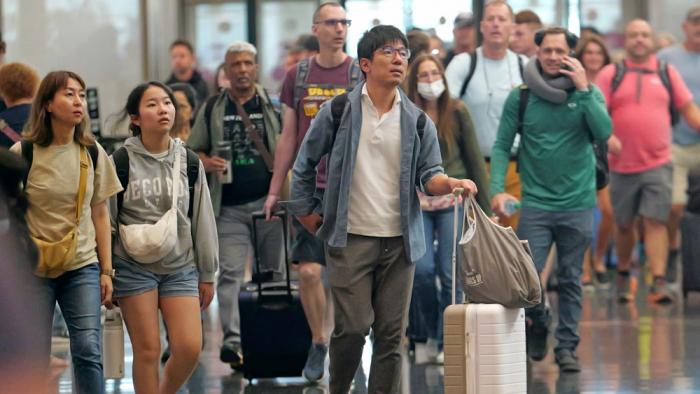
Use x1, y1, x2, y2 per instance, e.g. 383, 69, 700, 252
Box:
21, 140, 98, 187
459, 52, 525, 98
610, 60, 679, 126
112, 146, 200, 218
516, 86, 609, 190
329, 93, 427, 145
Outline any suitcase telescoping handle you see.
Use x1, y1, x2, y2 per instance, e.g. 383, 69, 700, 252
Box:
251, 210, 292, 299
451, 188, 464, 306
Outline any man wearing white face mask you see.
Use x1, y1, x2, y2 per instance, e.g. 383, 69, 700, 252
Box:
406, 54, 489, 363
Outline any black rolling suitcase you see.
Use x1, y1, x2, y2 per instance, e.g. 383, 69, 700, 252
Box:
239, 211, 311, 380
682, 166, 700, 299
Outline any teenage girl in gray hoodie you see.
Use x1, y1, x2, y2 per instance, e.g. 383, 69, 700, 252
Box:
108, 81, 218, 393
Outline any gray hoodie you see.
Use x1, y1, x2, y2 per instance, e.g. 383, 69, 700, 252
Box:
109, 137, 218, 282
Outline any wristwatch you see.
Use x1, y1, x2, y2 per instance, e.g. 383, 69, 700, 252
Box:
101, 268, 116, 278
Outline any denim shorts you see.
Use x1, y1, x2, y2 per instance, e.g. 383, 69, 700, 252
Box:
112, 256, 199, 299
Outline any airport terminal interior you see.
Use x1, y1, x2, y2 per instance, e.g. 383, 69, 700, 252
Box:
2, 0, 700, 393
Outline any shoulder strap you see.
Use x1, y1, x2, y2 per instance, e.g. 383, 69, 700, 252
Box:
293, 57, 312, 110
517, 55, 524, 79
186, 148, 199, 219
347, 58, 361, 89
112, 147, 130, 215
0, 119, 22, 143
517, 86, 530, 135
417, 112, 427, 141
20, 140, 33, 188
331, 92, 348, 135
203, 95, 218, 139
657, 60, 680, 126
87, 144, 98, 171
459, 52, 478, 99
75, 147, 89, 226
611, 61, 626, 94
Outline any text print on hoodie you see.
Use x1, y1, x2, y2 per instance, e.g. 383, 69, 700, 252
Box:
109, 137, 219, 282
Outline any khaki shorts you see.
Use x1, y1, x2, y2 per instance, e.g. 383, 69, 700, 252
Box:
672, 143, 700, 205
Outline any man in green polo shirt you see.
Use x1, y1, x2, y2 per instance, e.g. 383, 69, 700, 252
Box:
490, 27, 611, 373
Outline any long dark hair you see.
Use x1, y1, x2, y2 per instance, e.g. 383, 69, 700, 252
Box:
110, 81, 180, 136
23, 71, 94, 147
407, 54, 456, 154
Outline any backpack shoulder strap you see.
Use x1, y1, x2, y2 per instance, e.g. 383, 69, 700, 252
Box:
293, 57, 312, 110
87, 144, 98, 171
185, 148, 200, 218
203, 95, 218, 139
20, 140, 33, 188
331, 93, 348, 135
657, 60, 680, 126
516, 85, 530, 135
459, 52, 478, 99
611, 61, 626, 94
517, 54, 524, 79
112, 147, 130, 215
416, 112, 427, 141
348, 58, 361, 89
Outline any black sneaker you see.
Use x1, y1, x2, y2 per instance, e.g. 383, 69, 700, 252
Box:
595, 270, 610, 289
556, 349, 581, 373
220, 342, 244, 371
302, 343, 328, 382
526, 313, 550, 362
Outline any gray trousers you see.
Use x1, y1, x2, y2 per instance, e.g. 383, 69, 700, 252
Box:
325, 235, 415, 394
217, 197, 284, 345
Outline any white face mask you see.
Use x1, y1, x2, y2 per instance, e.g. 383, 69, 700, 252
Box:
417, 79, 445, 101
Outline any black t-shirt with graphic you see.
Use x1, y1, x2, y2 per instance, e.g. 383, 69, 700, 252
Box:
220, 95, 271, 206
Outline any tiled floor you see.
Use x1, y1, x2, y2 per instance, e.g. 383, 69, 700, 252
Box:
54, 274, 700, 393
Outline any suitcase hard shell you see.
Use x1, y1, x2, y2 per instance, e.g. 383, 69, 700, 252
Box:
444, 304, 527, 394
443, 189, 528, 394
239, 211, 312, 380
682, 212, 700, 299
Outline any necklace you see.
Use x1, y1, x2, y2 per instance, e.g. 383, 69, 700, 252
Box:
482, 50, 514, 97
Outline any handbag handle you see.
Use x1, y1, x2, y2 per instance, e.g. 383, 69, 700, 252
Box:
451, 188, 464, 306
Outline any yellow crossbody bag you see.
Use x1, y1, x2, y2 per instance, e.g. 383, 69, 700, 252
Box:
32, 147, 89, 277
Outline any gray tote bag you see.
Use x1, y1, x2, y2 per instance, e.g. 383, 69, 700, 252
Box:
456, 195, 541, 308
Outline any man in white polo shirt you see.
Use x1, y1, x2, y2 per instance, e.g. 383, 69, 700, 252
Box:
288, 25, 477, 394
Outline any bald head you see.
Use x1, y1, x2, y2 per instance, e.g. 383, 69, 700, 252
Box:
624, 19, 654, 62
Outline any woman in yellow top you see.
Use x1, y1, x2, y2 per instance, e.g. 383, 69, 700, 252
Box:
11, 71, 122, 393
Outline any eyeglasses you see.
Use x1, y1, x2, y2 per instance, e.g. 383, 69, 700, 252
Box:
314, 19, 352, 27
377, 45, 411, 60
417, 70, 442, 80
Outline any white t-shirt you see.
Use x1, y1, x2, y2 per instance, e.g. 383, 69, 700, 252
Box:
347, 85, 402, 237
445, 48, 527, 157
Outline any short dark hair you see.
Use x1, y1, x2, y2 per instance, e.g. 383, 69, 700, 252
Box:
515, 10, 542, 27
535, 27, 579, 49
357, 25, 409, 62
170, 39, 194, 54
168, 82, 198, 110
313, 2, 344, 23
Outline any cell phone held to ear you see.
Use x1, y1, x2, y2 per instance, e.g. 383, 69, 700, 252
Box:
560, 51, 576, 71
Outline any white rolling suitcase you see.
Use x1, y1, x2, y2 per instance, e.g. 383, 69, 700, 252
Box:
443, 190, 527, 394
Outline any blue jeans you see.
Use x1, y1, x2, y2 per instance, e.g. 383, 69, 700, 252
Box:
36, 263, 104, 393
517, 207, 593, 353
408, 207, 463, 345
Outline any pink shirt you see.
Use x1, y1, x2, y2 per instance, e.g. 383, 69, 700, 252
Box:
596, 56, 693, 174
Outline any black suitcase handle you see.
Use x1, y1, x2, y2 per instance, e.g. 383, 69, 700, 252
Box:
251, 210, 292, 299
